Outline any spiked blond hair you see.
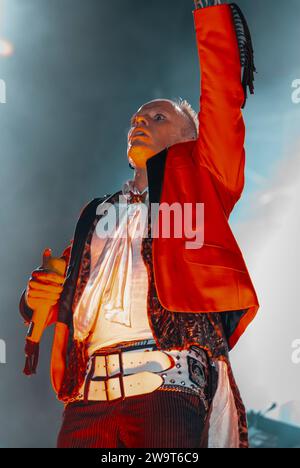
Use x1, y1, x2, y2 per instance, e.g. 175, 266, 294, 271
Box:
174, 97, 199, 138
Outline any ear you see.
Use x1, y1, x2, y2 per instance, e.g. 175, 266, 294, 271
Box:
180, 125, 195, 141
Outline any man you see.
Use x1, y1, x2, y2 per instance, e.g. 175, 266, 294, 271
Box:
19, 0, 259, 448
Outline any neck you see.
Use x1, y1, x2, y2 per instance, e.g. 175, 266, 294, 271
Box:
133, 167, 148, 193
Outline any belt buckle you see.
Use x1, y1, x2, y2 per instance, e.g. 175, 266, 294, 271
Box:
104, 349, 126, 402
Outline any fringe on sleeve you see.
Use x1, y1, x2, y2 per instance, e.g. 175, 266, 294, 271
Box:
230, 3, 257, 108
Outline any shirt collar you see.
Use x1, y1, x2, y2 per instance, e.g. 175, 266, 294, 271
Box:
122, 179, 149, 197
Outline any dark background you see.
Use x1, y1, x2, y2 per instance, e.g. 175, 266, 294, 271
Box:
0, 0, 299, 447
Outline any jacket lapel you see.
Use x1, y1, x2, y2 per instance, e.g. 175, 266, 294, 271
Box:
146, 148, 168, 206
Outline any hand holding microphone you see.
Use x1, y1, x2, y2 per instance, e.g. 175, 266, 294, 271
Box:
23, 248, 67, 375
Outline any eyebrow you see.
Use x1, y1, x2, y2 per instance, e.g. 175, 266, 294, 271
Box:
130, 108, 169, 125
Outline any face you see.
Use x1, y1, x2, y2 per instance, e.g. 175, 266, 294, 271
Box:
127, 99, 195, 169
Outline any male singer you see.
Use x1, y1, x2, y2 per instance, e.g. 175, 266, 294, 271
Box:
20, 0, 259, 448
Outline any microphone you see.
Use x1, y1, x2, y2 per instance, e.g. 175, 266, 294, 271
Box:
23, 249, 67, 376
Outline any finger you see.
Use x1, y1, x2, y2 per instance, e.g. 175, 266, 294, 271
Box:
31, 271, 65, 284
28, 298, 58, 309
28, 286, 61, 298
28, 280, 63, 294
28, 289, 61, 301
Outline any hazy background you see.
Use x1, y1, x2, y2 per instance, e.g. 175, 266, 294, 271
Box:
0, 0, 299, 447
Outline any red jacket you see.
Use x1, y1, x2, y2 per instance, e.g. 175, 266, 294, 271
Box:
149, 5, 259, 349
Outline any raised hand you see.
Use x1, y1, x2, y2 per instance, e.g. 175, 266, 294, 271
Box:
194, 0, 224, 9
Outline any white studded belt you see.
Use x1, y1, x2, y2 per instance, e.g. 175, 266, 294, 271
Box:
74, 340, 211, 403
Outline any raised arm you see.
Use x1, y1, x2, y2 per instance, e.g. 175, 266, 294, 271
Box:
192, 1, 256, 197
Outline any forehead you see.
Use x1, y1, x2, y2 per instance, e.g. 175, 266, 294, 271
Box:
132, 100, 179, 119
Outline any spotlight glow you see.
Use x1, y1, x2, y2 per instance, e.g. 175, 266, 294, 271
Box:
0, 38, 14, 57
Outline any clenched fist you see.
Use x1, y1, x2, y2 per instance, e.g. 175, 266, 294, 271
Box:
25, 248, 67, 325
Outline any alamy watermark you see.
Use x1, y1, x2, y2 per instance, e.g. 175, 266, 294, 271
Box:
291, 339, 300, 365
0, 79, 6, 104
0, 339, 6, 364
95, 197, 205, 250
291, 79, 300, 104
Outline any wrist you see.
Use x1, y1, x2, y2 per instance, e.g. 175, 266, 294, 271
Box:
194, 0, 224, 8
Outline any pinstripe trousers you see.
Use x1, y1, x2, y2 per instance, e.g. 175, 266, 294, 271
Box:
57, 389, 209, 448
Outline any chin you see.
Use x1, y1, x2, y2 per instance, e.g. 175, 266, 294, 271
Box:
128, 144, 155, 166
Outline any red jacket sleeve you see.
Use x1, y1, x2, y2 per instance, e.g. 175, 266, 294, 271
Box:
193, 4, 246, 196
